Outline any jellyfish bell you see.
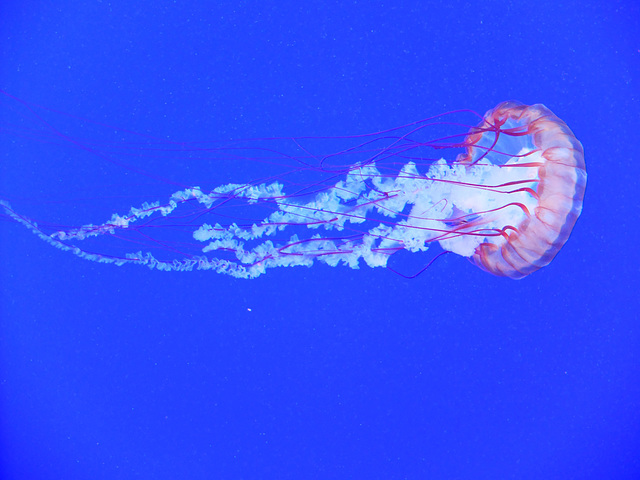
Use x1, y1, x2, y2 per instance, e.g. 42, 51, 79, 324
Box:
443, 101, 587, 278
0, 98, 586, 279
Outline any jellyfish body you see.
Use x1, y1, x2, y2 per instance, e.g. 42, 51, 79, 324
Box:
454, 101, 586, 278
1, 101, 586, 279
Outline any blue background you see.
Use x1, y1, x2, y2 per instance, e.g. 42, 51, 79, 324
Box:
1, 1, 639, 479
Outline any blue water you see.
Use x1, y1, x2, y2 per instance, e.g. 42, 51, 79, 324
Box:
1, 1, 638, 479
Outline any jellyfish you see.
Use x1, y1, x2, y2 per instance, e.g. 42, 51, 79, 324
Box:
0, 100, 586, 279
